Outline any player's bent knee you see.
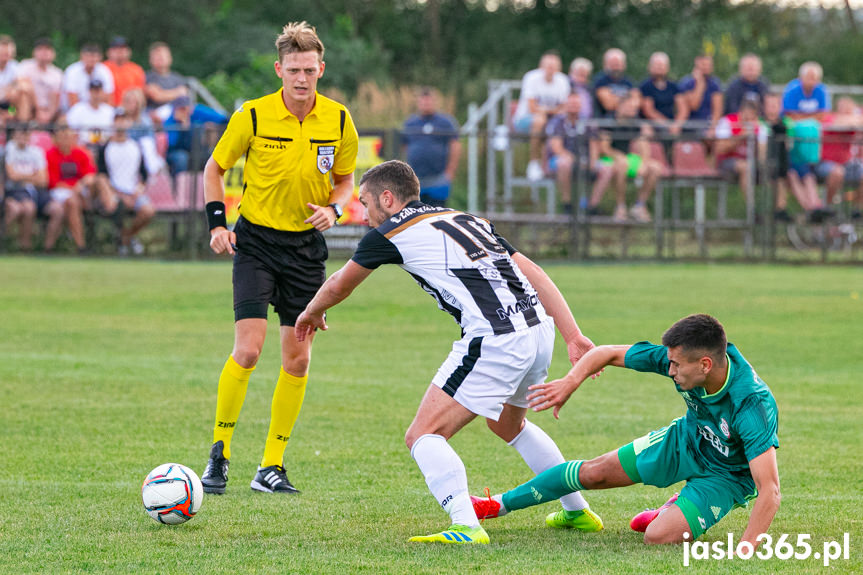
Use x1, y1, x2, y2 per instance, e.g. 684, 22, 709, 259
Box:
232, 347, 262, 368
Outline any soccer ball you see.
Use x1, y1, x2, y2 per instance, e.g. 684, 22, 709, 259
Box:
141, 463, 204, 525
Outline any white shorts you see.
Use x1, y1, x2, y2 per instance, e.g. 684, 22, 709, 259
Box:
432, 318, 555, 421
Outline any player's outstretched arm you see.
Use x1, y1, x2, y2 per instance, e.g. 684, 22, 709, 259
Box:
527, 345, 630, 419
738, 447, 781, 552
295, 260, 374, 342
511, 252, 596, 366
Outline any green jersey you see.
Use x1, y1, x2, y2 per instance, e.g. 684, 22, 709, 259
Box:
624, 341, 779, 475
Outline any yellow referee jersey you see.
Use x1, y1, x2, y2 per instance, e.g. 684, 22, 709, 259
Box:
212, 89, 359, 232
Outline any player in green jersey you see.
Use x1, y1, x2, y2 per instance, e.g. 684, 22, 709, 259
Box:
471, 314, 780, 549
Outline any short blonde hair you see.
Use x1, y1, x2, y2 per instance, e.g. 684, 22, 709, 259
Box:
276, 21, 324, 61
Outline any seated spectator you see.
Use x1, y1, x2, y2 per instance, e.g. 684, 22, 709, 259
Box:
97, 112, 155, 255
119, 87, 165, 174
63, 43, 115, 109
0, 35, 32, 122
714, 100, 769, 207
16, 38, 63, 125
104, 36, 146, 107
545, 92, 621, 215
592, 48, 636, 119
782, 61, 830, 121
512, 51, 571, 181
401, 87, 461, 207
678, 53, 723, 129
4, 122, 46, 250
639, 51, 686, 136
43, 121, 97, 253
596, 92, 663, 223
163, 96, 228, 175
568, 57, 593, 120
66, 79, 116, 149
144, 42, 187, 110
816, 97, 863, 219
724, 53, 769, 115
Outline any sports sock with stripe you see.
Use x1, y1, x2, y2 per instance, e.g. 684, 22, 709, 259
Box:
508, 420, 589, 512
261, 368, 307, 468
501, 460, 584, 513
212, 355, 255, 459
411, 434, 480, 528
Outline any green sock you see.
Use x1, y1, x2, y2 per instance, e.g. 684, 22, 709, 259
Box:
501, 461, 584, 512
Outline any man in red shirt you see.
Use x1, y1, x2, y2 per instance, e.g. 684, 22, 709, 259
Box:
44, 121, 96, 253
105, 37, 145, 108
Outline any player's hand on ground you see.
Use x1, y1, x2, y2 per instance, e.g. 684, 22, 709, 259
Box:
304, 202, 336, 231
295, 310, 327, 342
209, 227, 236, 255
567, 335, 603, 379
527, 378, 577, 419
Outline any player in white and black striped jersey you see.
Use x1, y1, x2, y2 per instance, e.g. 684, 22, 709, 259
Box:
295, 160, 603, 544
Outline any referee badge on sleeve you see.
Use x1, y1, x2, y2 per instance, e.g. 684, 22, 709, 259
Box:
317, 146, 335, 174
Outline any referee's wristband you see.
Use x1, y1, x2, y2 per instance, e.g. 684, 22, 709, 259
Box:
206, 201, 228, 231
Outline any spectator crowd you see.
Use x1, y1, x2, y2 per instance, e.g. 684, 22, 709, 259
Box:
514, 48, 863, 223
1, 35, 227, 254
2, 34, 862, 255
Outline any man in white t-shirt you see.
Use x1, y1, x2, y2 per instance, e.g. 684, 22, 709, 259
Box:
66, 79, 116, 146
4, 123, 47, 250
18, 38, 64, 124
512, 51, 571, 181
62, 43, 114, 109
97, 112, 154, 255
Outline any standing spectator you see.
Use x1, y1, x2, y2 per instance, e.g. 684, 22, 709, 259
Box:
43, 121, 96, 253
16, 38, 63, 125
163, 96, 228, 175
63, 43, 114, 109
104, 36, 146, 107
568, 57, 593, 120
401, 87, 461, 207
724, 53, 769, 115
512, 51, 571, 181
596, 92, 663, 223
98, 112, 155, 255
763, 93, 795, 222
545, 92, 620, 215
639, 51, 687, 144
144, 42, 187, 110
714, 100, 768, 206
4, 123, 46, 250
782, 61, 830, 121
592, 48, 636, 119
66, 79, 116, 148
678, 54, 723, 129
0, 35, 31, 121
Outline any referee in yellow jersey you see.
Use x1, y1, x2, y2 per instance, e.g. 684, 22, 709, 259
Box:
200, 22, 358, 494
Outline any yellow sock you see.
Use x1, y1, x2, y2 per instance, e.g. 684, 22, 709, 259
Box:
261, 368, 308, 468
212, 355, 255, 459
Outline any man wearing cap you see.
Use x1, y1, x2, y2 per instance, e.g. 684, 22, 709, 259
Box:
163, 95, 227, 174
17, 38, 63, 124
66, 79, 116, 147
63, 43, 114, 109
105, 36, 145, 107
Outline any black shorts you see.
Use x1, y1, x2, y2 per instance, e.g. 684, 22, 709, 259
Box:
4, 183, 39, 204
232, 216, 328, 326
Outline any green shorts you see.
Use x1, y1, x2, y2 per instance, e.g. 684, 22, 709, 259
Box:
617, 417, 757, 539
600, 154, 643, 179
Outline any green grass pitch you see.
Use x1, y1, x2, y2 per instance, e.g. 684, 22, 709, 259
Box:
1, 256, 861, 574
